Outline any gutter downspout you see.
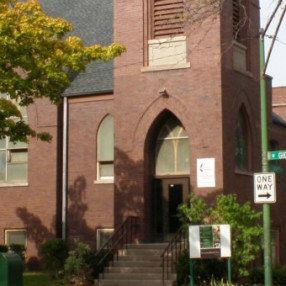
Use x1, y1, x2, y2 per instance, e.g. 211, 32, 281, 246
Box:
62, 96, 68, 240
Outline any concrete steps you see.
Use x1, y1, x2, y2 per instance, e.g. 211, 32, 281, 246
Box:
97, 243, 176, 286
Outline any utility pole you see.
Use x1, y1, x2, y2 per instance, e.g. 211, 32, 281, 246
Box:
259, 29, 272, 286
259, 2, 286, 285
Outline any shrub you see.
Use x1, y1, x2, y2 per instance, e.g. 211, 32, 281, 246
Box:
0, 244, 8, 252
9, 243, 26, 262
64, 240, 93, 285
178, 193, 263, 280
39, 238, 69, 279
175, 249, 227, 285
250, 265, 286, 285
89, 249, 114, 279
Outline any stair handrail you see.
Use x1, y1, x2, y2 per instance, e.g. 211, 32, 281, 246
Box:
161, 226, 189, 285
95, 216, 140, 277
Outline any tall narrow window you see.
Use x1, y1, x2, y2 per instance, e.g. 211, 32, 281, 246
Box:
144, 0, 190, 70
0, 95, 28, 185
235, 109, 251, 171
152, 0, 184, 39
233, 0, 241, 40
97, 115, 114, 181
232, 0, 248, 42
232, 0, 250, 72
155, 117, 190, 175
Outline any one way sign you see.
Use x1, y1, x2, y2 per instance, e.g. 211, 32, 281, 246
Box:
254, 173, 276, 204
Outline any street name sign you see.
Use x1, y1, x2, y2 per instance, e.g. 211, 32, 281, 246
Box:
254, 173, 276, 204
269, 164, 284, 175
268, 150, 286, 160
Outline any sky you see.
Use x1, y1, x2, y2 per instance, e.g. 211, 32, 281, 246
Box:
260, 0, 286, 87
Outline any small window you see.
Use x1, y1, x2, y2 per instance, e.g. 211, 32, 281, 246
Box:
5, 229, 27, 247
96, 228, 114, 250
97, 115, 114, 181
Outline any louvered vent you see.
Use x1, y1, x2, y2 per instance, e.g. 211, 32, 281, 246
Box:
233, 0, 241, 40
153, 0, 184, 38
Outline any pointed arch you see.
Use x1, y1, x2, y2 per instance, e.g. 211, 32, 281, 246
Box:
155, 116, 190, 176
144, 109, 190, 176
234, 105, 252, 171
97, 114, 114, 181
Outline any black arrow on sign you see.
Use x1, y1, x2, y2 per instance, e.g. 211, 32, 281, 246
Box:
258, 193, 271, 199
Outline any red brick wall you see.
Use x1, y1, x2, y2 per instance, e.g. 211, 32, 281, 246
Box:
0, 98, 59, 266
113, 0, 224, 234
273, 86, 286, 120
67, 96, 115, 248
4, 0, 286, 265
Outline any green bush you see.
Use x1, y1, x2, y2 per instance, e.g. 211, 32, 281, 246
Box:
88, 249, 114, 279
9, 243, 26, 261
64, 240, 114, 284
250, 265, 286, 285
39, 238, 69, 279
0, 244, 8, 252
178, 193, 262, 280
175, 249, 227, 285
64, 240, 93, 285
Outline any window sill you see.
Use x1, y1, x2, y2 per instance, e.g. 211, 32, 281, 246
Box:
233, 68, 253, 78
141, 62, 190, 73
93, 179, 114, 185
234, 169, 253, 176
0, 182, 28, 187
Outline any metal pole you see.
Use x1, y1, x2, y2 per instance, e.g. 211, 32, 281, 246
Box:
189, 258, 194, 286
227, 258, 231, 284
259, 29, 272, 286
62, 96, 68, 240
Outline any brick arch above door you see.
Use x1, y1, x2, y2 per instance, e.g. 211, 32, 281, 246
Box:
130, 94, 191, 154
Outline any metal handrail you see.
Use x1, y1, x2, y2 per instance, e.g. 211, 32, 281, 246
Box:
161, 227, 189, 285
95, 216, 140, 278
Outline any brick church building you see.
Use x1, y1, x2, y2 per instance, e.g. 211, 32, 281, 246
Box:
1, 0, 286, 268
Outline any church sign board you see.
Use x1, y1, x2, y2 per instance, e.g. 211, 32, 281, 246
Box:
189, 225, 231, 259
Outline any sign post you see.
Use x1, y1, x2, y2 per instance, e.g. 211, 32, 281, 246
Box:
259, 31, 272, 285
189, 225, 231, 285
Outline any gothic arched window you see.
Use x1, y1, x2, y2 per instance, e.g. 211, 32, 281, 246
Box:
155, 117, 190, 175
97, 115, 114, 180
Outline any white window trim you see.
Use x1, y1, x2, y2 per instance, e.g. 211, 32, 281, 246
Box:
96, 161, 114, 183
0, 94, 28, 185
5, 228, 27, 247
96, 115, 114, 182
96, 228, 114, 250
0, 183, 29, 187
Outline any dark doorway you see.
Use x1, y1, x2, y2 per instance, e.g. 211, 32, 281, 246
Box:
152, 177, 189, 241
146, 113, 190, 242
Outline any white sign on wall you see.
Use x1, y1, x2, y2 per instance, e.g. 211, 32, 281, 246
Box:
197, 158, 216, 188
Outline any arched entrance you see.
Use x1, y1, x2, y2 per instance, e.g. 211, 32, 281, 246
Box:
148, 114, 190, 241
